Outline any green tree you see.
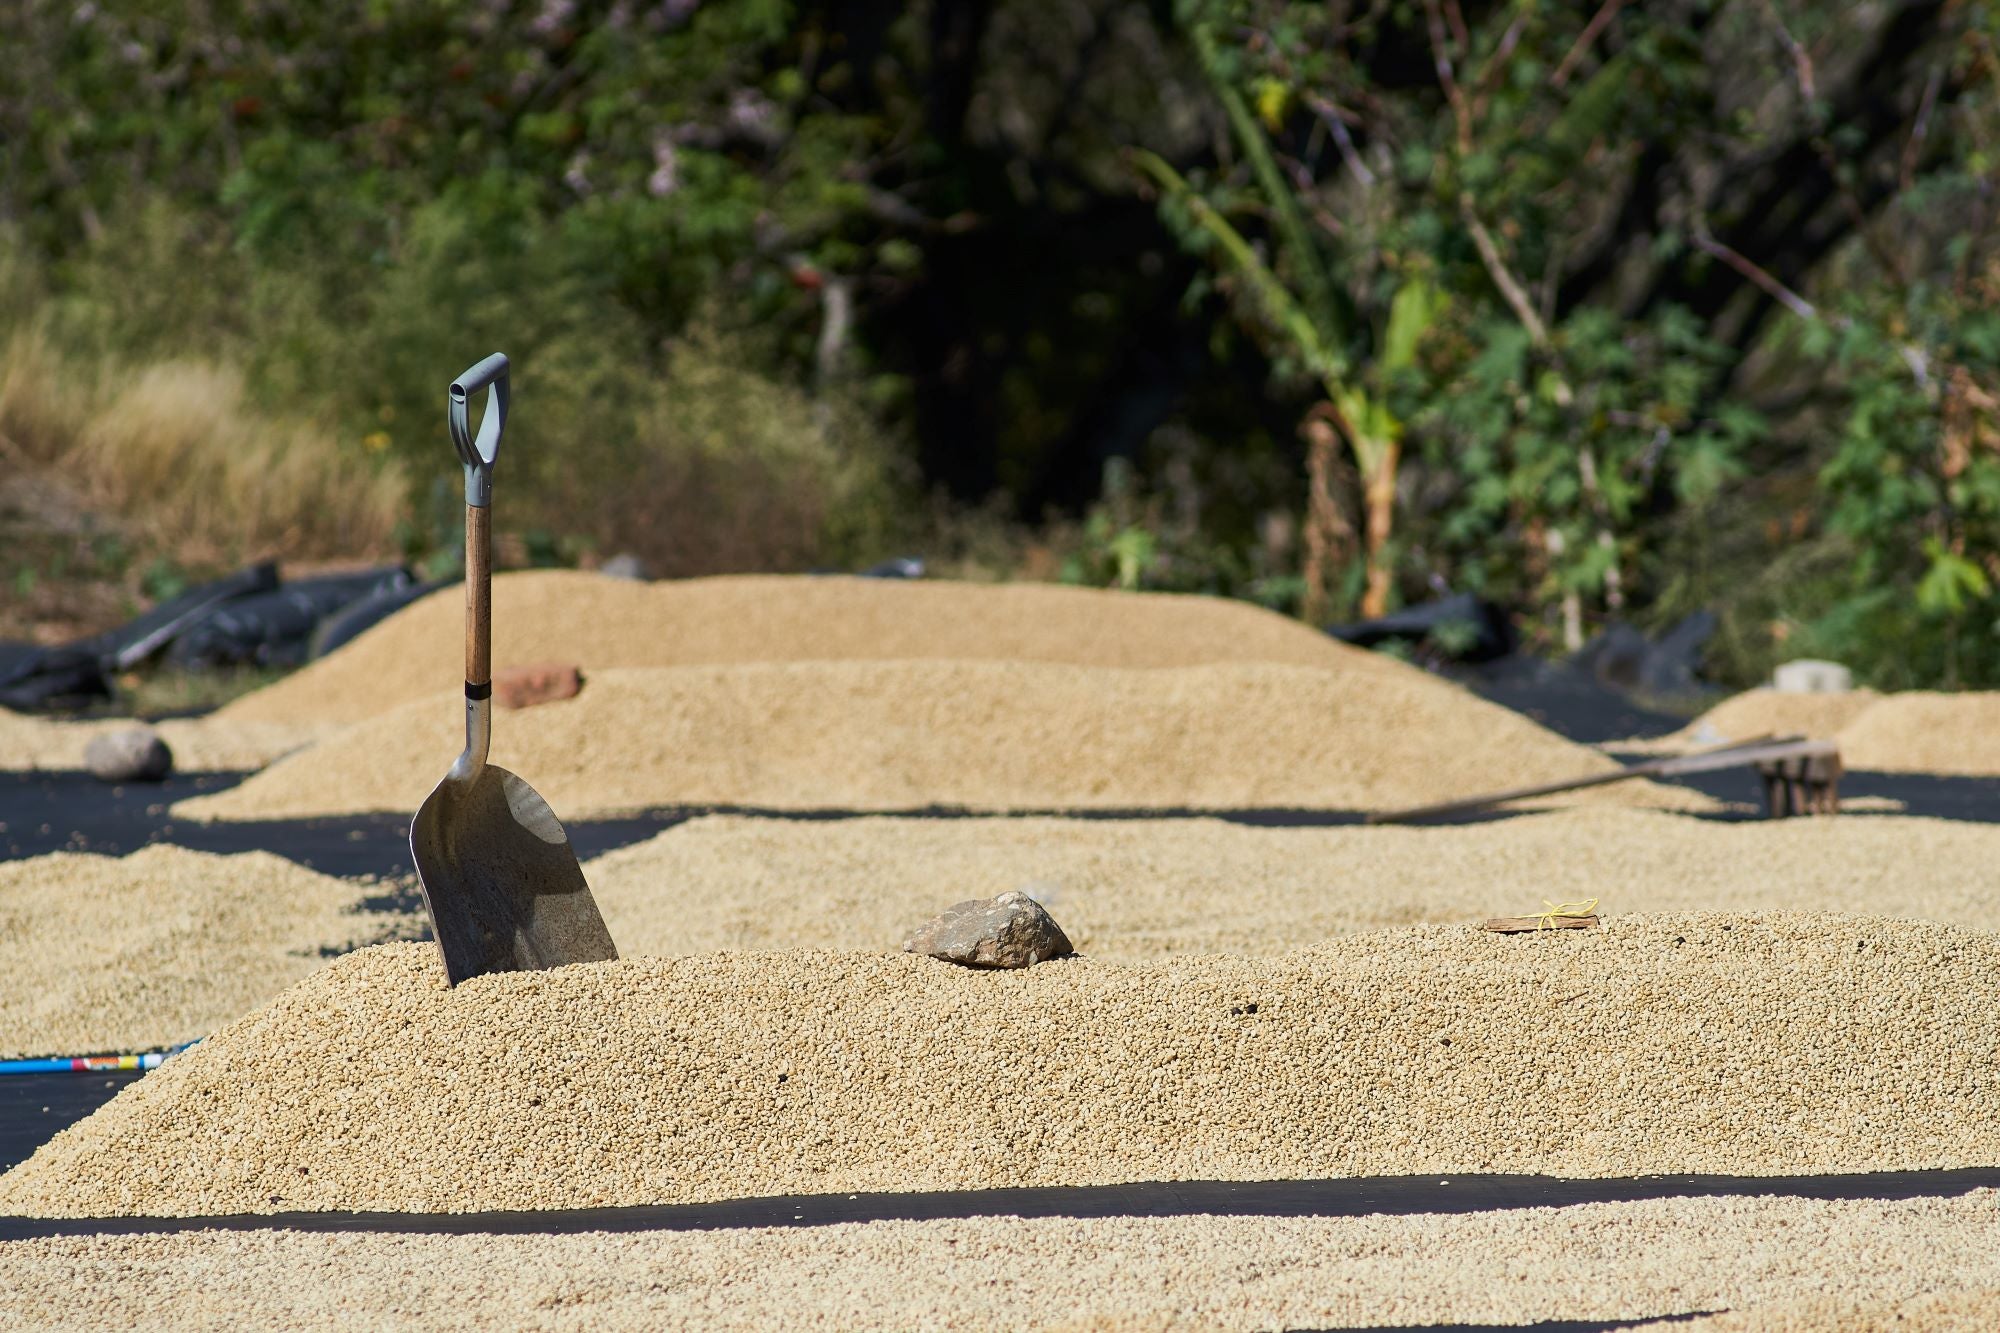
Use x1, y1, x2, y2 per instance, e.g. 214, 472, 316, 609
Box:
1131, 0, 1998, 680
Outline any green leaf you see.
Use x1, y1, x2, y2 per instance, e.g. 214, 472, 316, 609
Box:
1129, 148, 1346, 391
1189, 23, 1344, 351
1381, 278, 1445, 374
1917, 539, 1991, 617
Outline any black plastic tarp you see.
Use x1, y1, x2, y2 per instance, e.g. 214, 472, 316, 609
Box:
162, 566, 415, 671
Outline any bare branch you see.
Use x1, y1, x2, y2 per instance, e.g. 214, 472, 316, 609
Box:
1693, 223, 1935, 389
1462, 192, 1549, 346
814, 276, 853, 388
1538, 230, 1565, 330
1691, 224, 1819, 320
1471, 13, 1529, 122
1902, 63, 1946, 192
1443, 0, 1471, 58
1305, 96, 1376, 189
1551, 0, 1625, 91
1418, 0, 1544, 345
1420, 0, 1473, 154
1276, 147, 1349, 237
1758, 5, 1908, 286
1330, 0, 1391, 41
1762, 1, 1817, 103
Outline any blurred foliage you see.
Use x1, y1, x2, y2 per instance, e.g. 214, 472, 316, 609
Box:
1130, 0, 2000, 684
1136, 0, 1770, 637
6, 0, 2000, 687
1054, 456, 1302, 608
1791, 276, 2000, 687
0, 0, 917, 574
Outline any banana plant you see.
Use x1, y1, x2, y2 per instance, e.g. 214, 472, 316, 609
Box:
1131, 20, 1446, 618
1130, 139, 1439, 618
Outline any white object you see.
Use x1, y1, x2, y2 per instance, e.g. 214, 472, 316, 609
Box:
1772, 659, 1853, 694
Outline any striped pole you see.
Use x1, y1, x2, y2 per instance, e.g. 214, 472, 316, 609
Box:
0, 1043, 196, 1076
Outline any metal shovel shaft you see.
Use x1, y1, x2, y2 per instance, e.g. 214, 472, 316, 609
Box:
451, 501, 493, 783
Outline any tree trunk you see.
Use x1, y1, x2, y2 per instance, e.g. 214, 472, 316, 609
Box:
1299, 412, 1351, 625
1360, 439, 1400, 618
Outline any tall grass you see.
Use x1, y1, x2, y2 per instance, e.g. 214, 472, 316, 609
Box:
1, 331, 407, 564
72, 359, 408, 561
0, 202, 914, 575
570, 330, 910, 575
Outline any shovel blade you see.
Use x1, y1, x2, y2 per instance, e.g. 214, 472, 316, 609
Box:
409, 765, 619, 985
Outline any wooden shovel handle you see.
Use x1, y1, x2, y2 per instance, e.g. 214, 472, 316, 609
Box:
449, 353, 507, 699
465, 503, 491, 691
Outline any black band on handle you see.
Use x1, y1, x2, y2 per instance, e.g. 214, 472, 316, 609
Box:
465, 681, 493, 701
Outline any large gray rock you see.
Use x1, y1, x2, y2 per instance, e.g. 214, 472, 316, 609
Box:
903, 891, 1074, 969
84, 726, 173, 783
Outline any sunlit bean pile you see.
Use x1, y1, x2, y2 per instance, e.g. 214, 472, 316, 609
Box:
0, 708, 323, 772
0, 845, 406, 1057
7, 911, 1998, 1218
1834, 691, 2000, 774
1620, 686, 1883, 752
16, 806, 2000, 1066
217, 571, 1399, 726
173, 660, 1704, 823
587, 808, 2000, 960
10, 574, 1411, 775
1621, 684, 2000, 776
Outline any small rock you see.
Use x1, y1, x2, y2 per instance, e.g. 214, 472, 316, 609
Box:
494, 662, 583, 710
903, 891, 1073, 969
84, 726, 173, 783
598, 554, 649, 581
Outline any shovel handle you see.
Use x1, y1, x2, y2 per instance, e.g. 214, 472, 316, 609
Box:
448, 355, 507, 778
449, 353, 508, 509
465, 504, 491, 692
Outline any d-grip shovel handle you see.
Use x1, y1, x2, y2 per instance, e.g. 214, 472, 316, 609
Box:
449, 352, 509, 507
447, 353, 508, 782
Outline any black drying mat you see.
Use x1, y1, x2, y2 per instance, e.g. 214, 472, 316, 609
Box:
0, 771, 688, 877
1647, 765, 2000, 823
0, 1072, 143, 1173
6, 766, 2000, 883
2, 1165, 1996, 1241
1454, 662, 1693, 746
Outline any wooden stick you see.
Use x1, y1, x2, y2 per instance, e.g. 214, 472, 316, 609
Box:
1369, 737, 1838, 825
1484, 915, 1599, 934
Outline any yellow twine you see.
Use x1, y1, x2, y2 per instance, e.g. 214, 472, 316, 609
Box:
1534, 897, 1599, 929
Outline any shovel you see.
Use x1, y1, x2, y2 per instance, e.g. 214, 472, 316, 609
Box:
409, 352, 620, 985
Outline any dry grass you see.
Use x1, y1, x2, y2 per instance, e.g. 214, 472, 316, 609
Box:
69, 360, 405, 562
0, 329, 91, 462
560, 332, 908, 577
0, 331, 405, 566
